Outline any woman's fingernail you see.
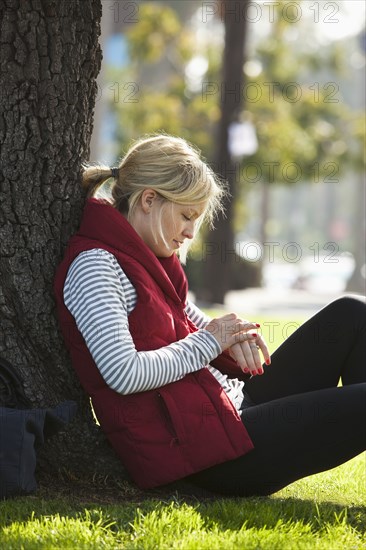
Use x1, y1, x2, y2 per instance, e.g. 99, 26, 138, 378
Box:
243, 367, 249, 373
252, 370, 257, 375
255, 323, 261, 327
258, 368, 264, 374
252, 333, 257, 338
265, 359, 271, 365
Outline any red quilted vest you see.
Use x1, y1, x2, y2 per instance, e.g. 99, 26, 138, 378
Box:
54, 198, 254, 488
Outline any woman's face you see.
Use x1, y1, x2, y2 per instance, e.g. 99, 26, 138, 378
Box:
132, 190, 205, 257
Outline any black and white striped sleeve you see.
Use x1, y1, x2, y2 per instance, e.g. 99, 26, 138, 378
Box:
185, 300, 211, 329
63, 250, 221, 395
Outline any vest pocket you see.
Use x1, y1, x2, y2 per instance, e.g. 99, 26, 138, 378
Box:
157, 391, 179, 444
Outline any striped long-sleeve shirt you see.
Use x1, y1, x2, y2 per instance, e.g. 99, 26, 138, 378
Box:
63, 249, 245, 409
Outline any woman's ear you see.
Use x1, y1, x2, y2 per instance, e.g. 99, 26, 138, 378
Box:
140, 189, 157, 213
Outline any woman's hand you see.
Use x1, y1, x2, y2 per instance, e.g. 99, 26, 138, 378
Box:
204, 313, 271, 376
204, 313, 259, 352
229, 330, 271, 376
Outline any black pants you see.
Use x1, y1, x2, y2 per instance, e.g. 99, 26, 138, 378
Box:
188, 296, 366, 496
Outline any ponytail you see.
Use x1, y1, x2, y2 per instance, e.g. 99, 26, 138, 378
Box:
81, 164, 115, 198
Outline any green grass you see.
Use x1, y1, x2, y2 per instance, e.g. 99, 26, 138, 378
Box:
1, 314, 365, 549
1, 455, 365, 550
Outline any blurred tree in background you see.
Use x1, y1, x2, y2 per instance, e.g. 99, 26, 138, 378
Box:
109, 0, 364, 303
112, 2, 220, 155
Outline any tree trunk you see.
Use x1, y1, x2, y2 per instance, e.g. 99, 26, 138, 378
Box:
0, 0, 125, 480
201, 0, 249, 304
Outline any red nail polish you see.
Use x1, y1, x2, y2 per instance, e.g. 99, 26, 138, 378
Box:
252, 333, 257, 338
243, 367, 249, 373
265, 359, 271, 365
252, 370, 257, 375
258, 368, 263, 374
255, 323, 261, 327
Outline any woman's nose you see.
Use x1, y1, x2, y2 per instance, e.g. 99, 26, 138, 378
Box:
182, 224, 194, 239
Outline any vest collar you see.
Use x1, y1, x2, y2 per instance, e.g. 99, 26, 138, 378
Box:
77, 198, 187, 305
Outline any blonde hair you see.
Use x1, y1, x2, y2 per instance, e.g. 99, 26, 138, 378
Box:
82, 134, 226, 262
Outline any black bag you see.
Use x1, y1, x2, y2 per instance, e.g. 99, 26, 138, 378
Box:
0, 356, 77, 499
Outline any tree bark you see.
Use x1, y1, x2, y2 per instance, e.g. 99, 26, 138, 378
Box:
202, 0, 249, 304
0, 0, 125, 480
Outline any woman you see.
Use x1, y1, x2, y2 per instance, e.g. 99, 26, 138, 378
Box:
54, 134, 366, 496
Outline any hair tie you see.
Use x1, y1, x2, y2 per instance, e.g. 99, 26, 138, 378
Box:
111, 167, 119, 179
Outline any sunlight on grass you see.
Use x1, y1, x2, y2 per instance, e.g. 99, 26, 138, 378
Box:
1, 510, 118, 550
1, 454, 365, 550
124, 491, 366, 549
276, 453, 366, 506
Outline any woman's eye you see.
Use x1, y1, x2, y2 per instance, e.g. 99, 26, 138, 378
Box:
183, 215, 191, 221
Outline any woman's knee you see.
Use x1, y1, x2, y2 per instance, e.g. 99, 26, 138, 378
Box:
325, 295, 366, 319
